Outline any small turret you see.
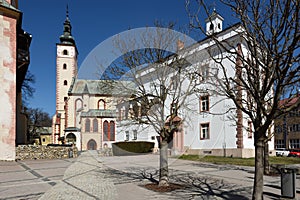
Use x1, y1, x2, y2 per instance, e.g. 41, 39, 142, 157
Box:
205, 9, 224, 35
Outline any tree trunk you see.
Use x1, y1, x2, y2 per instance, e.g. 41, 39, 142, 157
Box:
253, 138, 264, 200
264, 142, 270, 175
159, 139, 169, 187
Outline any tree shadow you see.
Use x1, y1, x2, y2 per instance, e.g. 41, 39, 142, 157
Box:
99, 166, 252, 199
173, 173, 251, 200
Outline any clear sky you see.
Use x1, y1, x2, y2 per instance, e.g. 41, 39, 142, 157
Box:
19, 0, 234, 116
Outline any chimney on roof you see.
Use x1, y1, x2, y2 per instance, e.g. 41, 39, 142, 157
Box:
177, 40, 184, 51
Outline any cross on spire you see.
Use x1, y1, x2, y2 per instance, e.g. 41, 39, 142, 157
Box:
66, 4, 69, 19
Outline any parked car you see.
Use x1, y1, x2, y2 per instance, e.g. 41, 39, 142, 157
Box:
288, 149, 300, 157
275, 148, 290, 157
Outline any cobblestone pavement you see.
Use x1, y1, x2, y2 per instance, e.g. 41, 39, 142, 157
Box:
39, 151, 117, 200
1, 151, 299, 200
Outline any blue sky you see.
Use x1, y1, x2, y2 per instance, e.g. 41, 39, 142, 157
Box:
19, 0, 234, 116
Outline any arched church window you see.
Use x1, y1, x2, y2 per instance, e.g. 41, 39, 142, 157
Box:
63, 63, 67, 69
103, 120, 109, 141
210, 23, 214, 30
75, 99, 83, 111
98, 99, 106, 109
63, 49, 68, 55
64, 80, 68, 86
110, 121, 115, 141
218, 23, 221, 29
85, 119, 90, 132
93, 118, 98, 132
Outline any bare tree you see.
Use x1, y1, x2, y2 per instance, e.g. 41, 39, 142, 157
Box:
105, 23, 202, 187
21, 70, 35, 105
25, 108, 52, 144
186, 0, 299, 199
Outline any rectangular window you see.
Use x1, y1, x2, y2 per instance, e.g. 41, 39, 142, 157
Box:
199, 64, 209, 82
133, 130, 137, 140
171, 75, 180, 90
200, 95, 209, 112
125, 131, 129, 141
200, 123, 210, 140
290, 124, 300, 132
290, 139, 300, 149
247, 121, 253, 138
275, 139, 285, 149
275, 125, 282, 133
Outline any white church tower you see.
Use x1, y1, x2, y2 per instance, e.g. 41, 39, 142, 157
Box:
205, 9, 224, 35
53, 7, 78, 143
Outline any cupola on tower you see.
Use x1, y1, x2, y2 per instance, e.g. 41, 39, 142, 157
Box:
53, 6, 78, 143
205, 9, 224, 35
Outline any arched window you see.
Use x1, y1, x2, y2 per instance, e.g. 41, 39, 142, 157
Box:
63, 49, 68, 55
75, 99, 83, 111
110, 121, 115, 141
66, 133, 76, 144
85, 119, 90, 132
210, 23, 214, 30
63, 63, 67, 69
103, 120, 109, 141
75, 99, 83, 127
93, 118, 98, 132
64, 80, 68, 86
98, 99, 106, 109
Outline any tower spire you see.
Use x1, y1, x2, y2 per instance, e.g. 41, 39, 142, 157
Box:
66, 4, 69, 19
59, 4, 75, 45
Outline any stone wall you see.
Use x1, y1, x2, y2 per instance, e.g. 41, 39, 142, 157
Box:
16, 145, 78, 160
185, 148, 256, 158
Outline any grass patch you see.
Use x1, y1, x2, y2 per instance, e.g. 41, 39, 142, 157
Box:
178, 154, 300, 167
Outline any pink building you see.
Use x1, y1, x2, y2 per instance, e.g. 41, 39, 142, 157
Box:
0, 0, 31, 160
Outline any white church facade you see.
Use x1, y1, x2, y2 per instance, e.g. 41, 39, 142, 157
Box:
52, 9, 274, 157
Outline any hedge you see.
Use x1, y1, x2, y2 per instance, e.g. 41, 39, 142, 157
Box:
112, 141, 155, 156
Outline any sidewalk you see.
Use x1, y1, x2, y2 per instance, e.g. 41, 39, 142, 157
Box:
1, 151, 298, 200
39, 151, 299, 200
0, 157, 75, 200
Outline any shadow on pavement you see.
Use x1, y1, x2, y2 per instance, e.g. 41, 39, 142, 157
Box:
101, 165, 252, 199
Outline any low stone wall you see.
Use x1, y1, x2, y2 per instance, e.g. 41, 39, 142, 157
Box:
184, 148, 256, 158
16, 145, 78, 160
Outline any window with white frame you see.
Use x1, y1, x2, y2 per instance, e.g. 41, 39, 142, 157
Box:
290, 139, 300, 149
275, 139, 285, 149
125, 131, 129, 141
171, 75, 180, 90
289, 124, 300, 132
247, 121, 253, 138
200, 95, 209, 112
133, 130, 137, 140
200, 123, 210, 140
199, 64, 209, 82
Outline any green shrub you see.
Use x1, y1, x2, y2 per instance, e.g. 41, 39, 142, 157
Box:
112, 141, 155, 156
